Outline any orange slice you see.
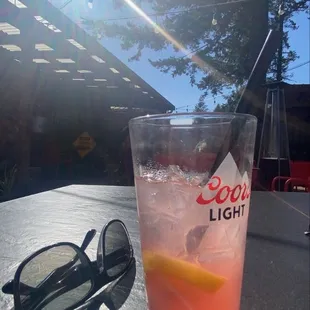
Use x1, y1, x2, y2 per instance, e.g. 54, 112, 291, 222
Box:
143, 250, 226, 292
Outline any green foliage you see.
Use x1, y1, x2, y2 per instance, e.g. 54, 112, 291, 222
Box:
0, 165, 17, 197
214, 88, 242, 112
82, 0, 309, 99
193, 98, 209, 112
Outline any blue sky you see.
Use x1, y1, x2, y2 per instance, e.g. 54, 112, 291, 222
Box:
51, 0, 309, 111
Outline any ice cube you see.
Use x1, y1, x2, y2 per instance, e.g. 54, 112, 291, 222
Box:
140, 212, 185, 256
198, 247, 235, 264
225, 223, 241, 248
165, 182, 194, 218
185, 225, 208, 254
194, 140, 207, 153
224, 222, 247, 257
167, 165, 186, 182
197, 225, 236, 262
186, 173, 207, 186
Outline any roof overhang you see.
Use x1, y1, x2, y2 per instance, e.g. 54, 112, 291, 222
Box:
0, 0, 175, 114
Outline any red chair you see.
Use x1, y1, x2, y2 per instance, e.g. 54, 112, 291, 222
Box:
271, 161, 310, 192
284, 177, 310, 192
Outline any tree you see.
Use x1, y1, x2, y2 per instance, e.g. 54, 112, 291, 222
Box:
194, 98, 209, 112
214, 88, 241, 112
82, 0, 308, 99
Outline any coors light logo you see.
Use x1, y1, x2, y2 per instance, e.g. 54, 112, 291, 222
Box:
196, 153, 251, 222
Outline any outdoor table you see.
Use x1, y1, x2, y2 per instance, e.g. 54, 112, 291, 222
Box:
0, 186, 309, 310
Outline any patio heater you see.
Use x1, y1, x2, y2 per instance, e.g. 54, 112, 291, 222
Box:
235, 29, 282, 190
257, 82, 290, 191
256, 0, 291, 191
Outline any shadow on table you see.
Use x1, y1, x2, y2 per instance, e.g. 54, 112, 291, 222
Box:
247, 232, 309, 251
80, 258, 137, 310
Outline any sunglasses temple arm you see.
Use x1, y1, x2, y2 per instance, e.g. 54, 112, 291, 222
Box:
80, 229, 96, 252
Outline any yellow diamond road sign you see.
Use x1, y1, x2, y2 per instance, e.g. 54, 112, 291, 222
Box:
73, 132, 96, 158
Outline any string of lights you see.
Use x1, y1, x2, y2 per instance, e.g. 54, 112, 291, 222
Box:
175, 59, 309, 113
174, 95, 223, 112
287, 60, 310, 71
59, 0, 74, 10
182, 43, 210, 59
175, 59, 309, 112
77, 0, 253, 19
84, 0, 283, 59
182, 1, 286, 59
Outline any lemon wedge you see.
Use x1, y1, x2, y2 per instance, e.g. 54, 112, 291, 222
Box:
143, 250, 226, 292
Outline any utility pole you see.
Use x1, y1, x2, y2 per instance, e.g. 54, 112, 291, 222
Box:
276, 1, 285, 81
260, 0, 270, 46
254, 0, 269, 48
249, 0, 269, 82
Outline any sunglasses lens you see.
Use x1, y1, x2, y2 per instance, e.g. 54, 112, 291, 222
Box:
104, 221, 132, 278
18, 245, 93, 310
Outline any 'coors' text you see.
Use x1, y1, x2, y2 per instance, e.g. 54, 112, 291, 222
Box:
196, 176, 251, 222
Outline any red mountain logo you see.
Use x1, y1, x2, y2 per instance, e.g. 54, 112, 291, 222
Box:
196, 153, 251, 205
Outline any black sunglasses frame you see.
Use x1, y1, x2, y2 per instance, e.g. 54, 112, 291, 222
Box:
4, 219, 133, 310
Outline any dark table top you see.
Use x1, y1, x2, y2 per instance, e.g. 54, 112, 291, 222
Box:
0, 186, 309, 310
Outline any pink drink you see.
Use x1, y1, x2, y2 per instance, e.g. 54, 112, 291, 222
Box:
135, 153, 252, 310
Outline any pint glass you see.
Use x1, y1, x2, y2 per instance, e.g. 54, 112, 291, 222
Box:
129, 113, 257, 310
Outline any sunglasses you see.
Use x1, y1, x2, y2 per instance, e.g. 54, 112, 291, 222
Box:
1, 219, 133, 310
